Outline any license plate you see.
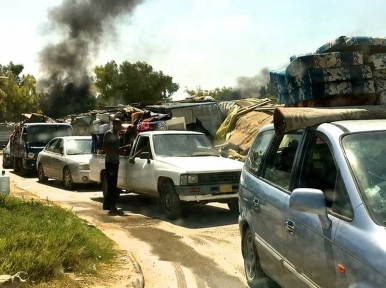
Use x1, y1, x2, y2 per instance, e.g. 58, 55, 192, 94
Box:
219, 185, 232, 193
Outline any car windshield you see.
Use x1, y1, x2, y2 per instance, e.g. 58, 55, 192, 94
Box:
342, 131, 386, 225
153, 134, 220, 157
66, 139, 92, 155
27, 125, 72, 143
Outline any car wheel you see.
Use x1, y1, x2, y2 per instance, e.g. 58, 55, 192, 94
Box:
161, 181, 183, 220
63, 167, 74, 190
243, 227, 273, 288
227, 199, 239, 213
101, 171, 107, 200
38, 164, 48, 183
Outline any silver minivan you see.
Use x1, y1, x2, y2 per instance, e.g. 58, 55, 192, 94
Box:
238, 119, 386, 288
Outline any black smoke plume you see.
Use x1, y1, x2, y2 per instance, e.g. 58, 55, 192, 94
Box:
38, 0, 144, 118
235, 68, 271, 98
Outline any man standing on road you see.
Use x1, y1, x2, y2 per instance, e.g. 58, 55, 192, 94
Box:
102, 118, 131, 214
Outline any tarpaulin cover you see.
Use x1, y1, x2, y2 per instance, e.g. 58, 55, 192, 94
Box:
273, 105, 386, 135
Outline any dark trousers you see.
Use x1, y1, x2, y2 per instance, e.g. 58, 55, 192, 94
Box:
103, 162, 119, 208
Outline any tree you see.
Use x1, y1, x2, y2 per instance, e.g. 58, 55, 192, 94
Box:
0, 63, 42, 122
93, 61, 179, 107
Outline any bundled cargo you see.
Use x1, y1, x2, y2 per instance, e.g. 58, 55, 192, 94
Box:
270, 36, 386, 106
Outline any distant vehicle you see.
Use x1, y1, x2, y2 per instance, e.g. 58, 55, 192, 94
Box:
36, 136, 94, 190
10, 122, 73, 176
238, 117, 386, 288
2, 140, 12, 168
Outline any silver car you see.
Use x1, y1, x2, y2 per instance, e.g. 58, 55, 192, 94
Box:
36, 136, 94, 190
239, 119, 386, 288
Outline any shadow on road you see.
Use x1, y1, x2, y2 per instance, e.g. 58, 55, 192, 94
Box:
91, 192, 239, 229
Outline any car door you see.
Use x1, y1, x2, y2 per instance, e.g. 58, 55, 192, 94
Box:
127, 135, 155, 195
257, 130, 306, 287
50, 138, 64, 179
283, 131, 349, 288
39, 139, 59, 177
241, 128, 305, 287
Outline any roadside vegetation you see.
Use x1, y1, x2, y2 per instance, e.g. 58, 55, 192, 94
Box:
0, 194, 116, 287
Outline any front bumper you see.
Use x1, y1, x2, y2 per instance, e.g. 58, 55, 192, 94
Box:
71, 170, 95, 184
175, 184, 239, 201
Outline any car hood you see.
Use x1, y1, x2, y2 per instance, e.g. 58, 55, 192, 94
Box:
66, 154, 93, 164
156, 156, 244, 173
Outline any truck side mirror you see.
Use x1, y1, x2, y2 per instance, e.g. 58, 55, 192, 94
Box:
139, 152, 151, 164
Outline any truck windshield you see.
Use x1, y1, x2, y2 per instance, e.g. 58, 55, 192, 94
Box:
153, 134, 220, 157
26, 125, 72, 144
342, 131, 386, 226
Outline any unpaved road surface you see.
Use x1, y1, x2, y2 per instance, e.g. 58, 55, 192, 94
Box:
3, 164, 249, 288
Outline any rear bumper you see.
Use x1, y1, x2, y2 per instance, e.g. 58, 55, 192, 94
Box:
23, 159, 37, 170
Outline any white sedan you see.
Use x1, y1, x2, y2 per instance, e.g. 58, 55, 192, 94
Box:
36, 136, 95, 190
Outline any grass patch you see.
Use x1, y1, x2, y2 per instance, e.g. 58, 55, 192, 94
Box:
0, 194, 116, 285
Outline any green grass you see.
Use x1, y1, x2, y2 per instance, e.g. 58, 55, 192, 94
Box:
0, 195, 116, 285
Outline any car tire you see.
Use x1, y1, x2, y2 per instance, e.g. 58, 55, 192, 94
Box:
161, 181, 183, 220
243, 227, 273, 288
63, 167, 74, 190
101, 171, 107, 200
227, 199, 239, 213
38, 164, 48, 183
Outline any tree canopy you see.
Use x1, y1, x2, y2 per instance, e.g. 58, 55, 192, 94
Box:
93, 61, 179, 107
0, 63, 42, 122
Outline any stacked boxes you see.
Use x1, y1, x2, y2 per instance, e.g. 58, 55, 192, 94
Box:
270, 36, 386, 106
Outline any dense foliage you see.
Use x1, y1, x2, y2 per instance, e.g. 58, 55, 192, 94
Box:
0, 63, 42, 122
93, 61, 180, 107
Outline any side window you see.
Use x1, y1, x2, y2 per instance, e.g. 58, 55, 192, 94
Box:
261, 131, 302, 191
134, 136, 152, 159
245, 130, 275, 176
298, 135, 353, 219
46, 139, 58, 153
55, 139, 64, 154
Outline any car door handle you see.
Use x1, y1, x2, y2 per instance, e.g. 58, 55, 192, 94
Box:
252, 198, 260, 209
285, 220, 295, 235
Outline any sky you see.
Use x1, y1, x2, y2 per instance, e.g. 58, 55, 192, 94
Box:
1, 0, 386, 100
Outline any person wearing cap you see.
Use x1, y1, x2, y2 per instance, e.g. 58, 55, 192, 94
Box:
102, 118, 131, 214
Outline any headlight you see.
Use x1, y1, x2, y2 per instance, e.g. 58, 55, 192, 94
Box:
27, 152, 35, 159
180, 174, 198, 185
78, 163, 89, 170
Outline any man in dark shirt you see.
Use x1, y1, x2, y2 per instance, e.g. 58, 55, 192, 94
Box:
102, 118, 131, 213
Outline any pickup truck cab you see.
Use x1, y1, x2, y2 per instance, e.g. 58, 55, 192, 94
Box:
89, 130, 244, 219
238, 117, 386, 288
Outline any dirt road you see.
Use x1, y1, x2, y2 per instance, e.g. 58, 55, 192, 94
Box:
4, 165, 248, 288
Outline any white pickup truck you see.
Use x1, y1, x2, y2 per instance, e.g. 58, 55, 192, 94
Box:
89, 130, 244, 219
